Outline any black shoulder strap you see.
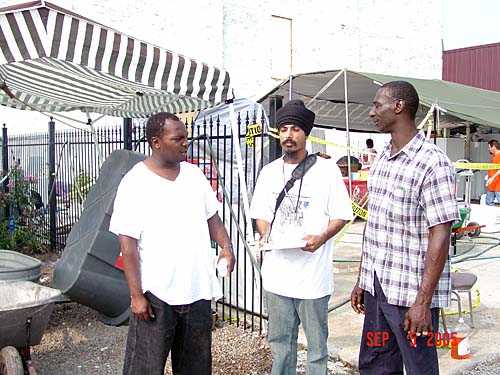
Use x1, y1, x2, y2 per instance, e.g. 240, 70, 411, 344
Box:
270, 153, 318, 230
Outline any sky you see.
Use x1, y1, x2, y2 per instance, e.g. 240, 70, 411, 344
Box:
1, 0, 500, 135
442, 0, 500, 50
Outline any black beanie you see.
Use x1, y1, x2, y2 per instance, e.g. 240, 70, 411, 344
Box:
276, 99, 315, 136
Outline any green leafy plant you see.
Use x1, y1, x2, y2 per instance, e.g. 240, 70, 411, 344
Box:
0, 164, 47, 253
71, 171, 93, 203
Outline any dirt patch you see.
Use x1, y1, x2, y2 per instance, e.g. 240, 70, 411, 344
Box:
27, 254, 357, 374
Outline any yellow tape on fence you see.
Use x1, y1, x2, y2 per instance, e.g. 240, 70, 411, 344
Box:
352, 200, 369, 220
266, 126, 375, 156
453, 162, 500, 170
245, 123, 262, 147
264, 126, 500, 168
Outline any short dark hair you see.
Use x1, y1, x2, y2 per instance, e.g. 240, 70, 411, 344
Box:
366, 138, 374, 148
488, 140, 500, 149
146, 112, 180, 147
381, 81, 420, 120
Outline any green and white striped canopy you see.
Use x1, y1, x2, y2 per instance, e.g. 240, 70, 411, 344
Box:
0, 1, 231, 117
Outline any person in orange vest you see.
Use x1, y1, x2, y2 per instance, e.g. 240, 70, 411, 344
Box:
486, 140, 500, 206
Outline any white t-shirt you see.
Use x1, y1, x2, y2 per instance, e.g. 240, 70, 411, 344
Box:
109, 161, 222, 305
250, 156, 353, 299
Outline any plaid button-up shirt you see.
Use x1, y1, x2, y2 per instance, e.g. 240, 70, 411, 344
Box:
359, 132, 460, 308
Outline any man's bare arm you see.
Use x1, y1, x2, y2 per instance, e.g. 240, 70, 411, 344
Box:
404, 222, 453, 334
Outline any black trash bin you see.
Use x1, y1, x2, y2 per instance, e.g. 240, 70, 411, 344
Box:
53, 150, 147, 326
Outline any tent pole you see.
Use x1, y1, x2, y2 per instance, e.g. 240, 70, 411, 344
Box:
433, 106, 438, 144
48, 118, 57, 251
228, 101, 254, 243
417, 103, 435, 131
289, 75, 293, 100
307, 70, 343, 107
343, 69, 352, 195
86, 113, 104, 168
91, 94, 140, 124
465, 122, 471, 160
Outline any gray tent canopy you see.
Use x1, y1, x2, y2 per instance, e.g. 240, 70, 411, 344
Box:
0, 1, 231, 119
258, 69, 500, 132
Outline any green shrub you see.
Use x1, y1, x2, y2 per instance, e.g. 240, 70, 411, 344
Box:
0, 165, 47, 253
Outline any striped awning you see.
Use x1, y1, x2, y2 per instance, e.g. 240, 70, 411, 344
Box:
0, 1, 231, 118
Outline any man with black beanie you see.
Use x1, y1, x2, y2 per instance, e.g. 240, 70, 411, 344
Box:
250, 99, 353, 374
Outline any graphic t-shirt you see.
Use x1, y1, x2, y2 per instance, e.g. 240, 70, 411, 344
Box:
250, 157, 353, 299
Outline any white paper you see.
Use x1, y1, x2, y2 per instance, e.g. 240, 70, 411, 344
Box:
259, 240, 308, 251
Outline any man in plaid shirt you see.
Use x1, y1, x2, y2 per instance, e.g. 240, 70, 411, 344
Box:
351, 81, 460, 374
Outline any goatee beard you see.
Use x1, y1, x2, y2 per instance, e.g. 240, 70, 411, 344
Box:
284, 149, 298, 158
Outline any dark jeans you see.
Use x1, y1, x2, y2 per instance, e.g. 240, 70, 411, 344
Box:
359, 275, 440, 375
123, 292, 212, 375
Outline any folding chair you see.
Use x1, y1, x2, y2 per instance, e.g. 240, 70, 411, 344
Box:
440, 272, 477, 330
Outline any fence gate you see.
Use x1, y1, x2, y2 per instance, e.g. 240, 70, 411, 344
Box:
1, 110, 269, 331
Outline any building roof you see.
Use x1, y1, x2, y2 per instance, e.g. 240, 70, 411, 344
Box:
443, 42, 500, 92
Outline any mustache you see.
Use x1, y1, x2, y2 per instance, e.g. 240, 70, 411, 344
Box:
281, 140, 296, 146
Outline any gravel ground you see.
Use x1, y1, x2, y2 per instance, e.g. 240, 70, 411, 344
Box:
29, 255, 358, 375
457, 354, 500, 375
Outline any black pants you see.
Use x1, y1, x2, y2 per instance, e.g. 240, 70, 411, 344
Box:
359, 275, 440, 375
123, 292, 212, 375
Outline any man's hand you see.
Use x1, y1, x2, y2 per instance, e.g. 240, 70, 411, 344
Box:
487, 177, 494, 186
131, 294, 155, 321
302, 234, 325, 252
218, 247, 236, 275
258, 232, 272, 248
351, 281, 365, 314
404, 303, 433, 336
302, 219, 348, 253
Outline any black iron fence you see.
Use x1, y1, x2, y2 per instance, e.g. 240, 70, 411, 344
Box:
1, 108, 272, 331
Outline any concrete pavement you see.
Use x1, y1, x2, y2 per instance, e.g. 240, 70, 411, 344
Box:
298, 220, 500, 374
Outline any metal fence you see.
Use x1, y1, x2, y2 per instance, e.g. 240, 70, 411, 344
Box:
1, 109, 271, 331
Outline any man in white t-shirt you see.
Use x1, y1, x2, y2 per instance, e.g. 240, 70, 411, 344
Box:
250, 100, 353, 375
109, 112, 235, 375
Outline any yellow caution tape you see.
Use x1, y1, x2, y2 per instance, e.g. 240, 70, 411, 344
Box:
245, 123, 262, 147
333, 199, 369, 245
267, 127, 279, 139
265, 127, 500, 169
266, 126, 376, 156
352, 200, 369, 220
443, 288, 480, 316
453, 162, 500, 170
333, 219, 353, 246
